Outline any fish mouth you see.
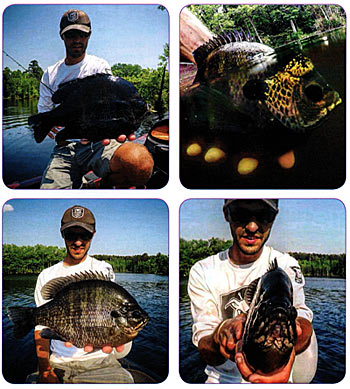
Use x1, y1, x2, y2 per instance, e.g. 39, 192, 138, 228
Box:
319, 92, 342, 117
121, 317, 149, 336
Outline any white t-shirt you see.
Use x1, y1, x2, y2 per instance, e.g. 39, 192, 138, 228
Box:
38, 54, 112, 113
34, 255, 131, 363
188, 246, 313, 383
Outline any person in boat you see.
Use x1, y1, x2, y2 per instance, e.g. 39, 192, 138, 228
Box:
38, 9, 153, 189
34, 205, 135, 383
187, 199, 317, 383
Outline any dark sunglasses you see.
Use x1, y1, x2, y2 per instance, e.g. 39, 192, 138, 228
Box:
63, 231, 93, 241
228, 206, 277, 225
63, 30, 90, 39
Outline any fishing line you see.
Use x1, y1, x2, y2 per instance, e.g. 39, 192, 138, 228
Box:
3, 49, 55, 94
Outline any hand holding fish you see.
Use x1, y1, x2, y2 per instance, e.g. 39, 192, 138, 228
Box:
213, 314, 247, 361
235, 340, 296, 383
64, 341, 125, 354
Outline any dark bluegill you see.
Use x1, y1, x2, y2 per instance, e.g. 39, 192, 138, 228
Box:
242, 259, 298, 374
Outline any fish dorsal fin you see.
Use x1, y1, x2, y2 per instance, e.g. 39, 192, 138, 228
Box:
267, 257, 278, 272
41, 270, 111, 300
193, 31, 251, 68
244, 277, 260, 305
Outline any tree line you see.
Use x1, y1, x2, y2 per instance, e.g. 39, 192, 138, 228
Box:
188, 5, 345, 47
2, 244, 168, 276
3, 44, 169, 114
180, 238, 345, 278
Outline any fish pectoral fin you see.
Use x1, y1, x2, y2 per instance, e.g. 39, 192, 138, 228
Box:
40, 328, 66, 342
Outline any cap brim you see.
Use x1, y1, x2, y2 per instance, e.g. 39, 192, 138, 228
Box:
60, 221, 95, 233
60, 24, 91, 36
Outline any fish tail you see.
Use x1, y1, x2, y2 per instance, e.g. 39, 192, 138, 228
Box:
28, 112, 54, 143
7, 306, 36, 338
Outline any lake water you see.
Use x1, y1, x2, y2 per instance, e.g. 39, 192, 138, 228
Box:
179, 277, 345, 383
2, 101, 156, 187
2, 273, 169, 383
180, 29, 345, 189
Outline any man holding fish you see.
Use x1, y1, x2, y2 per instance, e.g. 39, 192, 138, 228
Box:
36, 9, 153, 189
188, 199, 317, 383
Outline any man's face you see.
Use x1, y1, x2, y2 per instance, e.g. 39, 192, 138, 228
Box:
227, 200, 277, 258
62, 30, 90, 58
63, 227, 93, 263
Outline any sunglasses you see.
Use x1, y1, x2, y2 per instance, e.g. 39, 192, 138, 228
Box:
63, 231, 93, 241
63, 31, 90, 39
228, 206, 277, 225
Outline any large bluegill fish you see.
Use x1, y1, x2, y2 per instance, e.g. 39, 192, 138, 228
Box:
7, 271, 149, 348
28, 74, 147, 143
242, 259, 298, 374
182, 32, 341, 134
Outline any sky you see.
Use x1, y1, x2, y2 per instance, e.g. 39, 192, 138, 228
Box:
180, 199, 346, 254
2, 4, 169, 71
2, 199, 168, 255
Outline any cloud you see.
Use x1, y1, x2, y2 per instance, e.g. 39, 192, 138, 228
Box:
3, 204, 14, 213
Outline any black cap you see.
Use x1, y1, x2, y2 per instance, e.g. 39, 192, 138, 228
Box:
60, 9, 91, 37
61, 205, 95, 234
223, 199, 279, 221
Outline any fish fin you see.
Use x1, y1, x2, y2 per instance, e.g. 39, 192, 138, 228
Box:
28, 112, 54, 143
267, 258, 279, 272
244, 278, 260, 306
7, 306, 36, 338
193, 31, 253, 68
41, 271, 111, 300
40, 328, 66, 342
243, 79, 268, 100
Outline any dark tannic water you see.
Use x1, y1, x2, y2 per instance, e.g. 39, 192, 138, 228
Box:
2, 273, 169, 384
179, 277, 345, 383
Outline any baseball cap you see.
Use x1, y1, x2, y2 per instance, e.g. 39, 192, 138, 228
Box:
60, 9, 91, 37
224, 199, 279, 213
60, 205, 96, 234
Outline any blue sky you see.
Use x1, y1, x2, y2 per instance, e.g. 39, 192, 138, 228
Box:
180, 199, 346, 254
3, 199, 168, 255
2, 4, 168, 71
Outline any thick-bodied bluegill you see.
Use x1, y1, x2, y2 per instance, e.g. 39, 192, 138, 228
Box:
242, 259, 298, 374
8, 271, 149, 348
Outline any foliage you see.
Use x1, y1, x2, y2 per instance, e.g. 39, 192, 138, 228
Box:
188, 5, 345, 47
179, 238, 345, 278
2, 244, 168, 276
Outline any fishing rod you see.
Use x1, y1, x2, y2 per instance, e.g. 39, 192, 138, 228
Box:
3, 49, 55, 94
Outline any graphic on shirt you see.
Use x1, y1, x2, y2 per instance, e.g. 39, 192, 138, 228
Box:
290, 266, 303, 284
220, 286, 249, 319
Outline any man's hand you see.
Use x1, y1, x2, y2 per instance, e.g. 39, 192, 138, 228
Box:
101, 134, 136, 145
213, 314, 247, 361
64, 341, 125, 354
235, 341, 295, 383
47, 126, 62, 139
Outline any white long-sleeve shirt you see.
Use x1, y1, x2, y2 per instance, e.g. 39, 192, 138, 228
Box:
188, 246, 313, 383
34, 255, 131, 363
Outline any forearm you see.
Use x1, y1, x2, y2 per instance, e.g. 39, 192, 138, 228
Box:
34, 330, 51, 373
295, 317, 313, 354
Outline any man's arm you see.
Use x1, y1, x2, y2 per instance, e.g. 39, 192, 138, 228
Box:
34, 330, 60, 383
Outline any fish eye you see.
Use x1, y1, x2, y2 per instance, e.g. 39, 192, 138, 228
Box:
305, 83, 324, 103
111, 311, 121, 318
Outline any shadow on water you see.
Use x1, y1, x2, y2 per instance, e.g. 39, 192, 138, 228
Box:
2, 273, 169, 384
179, 277, 345, 384
180, 28, 345, 189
